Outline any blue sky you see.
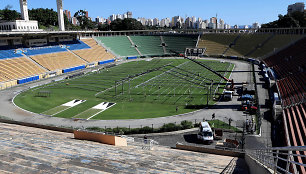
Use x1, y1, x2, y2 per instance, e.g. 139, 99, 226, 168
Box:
0, 0, 303, 25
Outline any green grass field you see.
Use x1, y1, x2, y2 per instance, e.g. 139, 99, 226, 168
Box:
14, 58, 234, 120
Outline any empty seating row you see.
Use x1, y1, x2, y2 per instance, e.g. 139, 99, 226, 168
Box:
24, 45, 67, 56
62, 40, 91, 51
72, 39, 115, 62
283, 103, 306, 173
225, 34, 271, 57
249, 34, 304, 58
163, 36, 197, 53
130, 36, 164, 55
198, 34, 238, 56
97, 36, 139, 57
198, 34, 303, 58
0, 46, 23, 59
277, 73, 305, 107
31, 52, 87, 71
0, 57, 46, 82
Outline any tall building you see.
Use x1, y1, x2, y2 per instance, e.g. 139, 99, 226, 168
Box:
219, 19, 225, 29
210, 17, 217, 24
198, 22, 207, 29
137, 17, 146, 25
153, 18, 160, 26
224, 24, 231, 29
126, 11, 132, 18
191, 16, 197, 28
146, 19, 153, 26
252, 22, 261, 29
64, 10, 71, 19
172, 16, 183, 28
160, 18, 170, 27
85, 10, 89, 18
110, 14, 116, 22
72, 17, 79, 25
95, 16, 104, 24
288, 2, 305, 15
185, 17, 192, 28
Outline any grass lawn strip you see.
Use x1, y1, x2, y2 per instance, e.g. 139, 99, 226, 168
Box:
42, 99, 86, 116
73, 108, 101, 119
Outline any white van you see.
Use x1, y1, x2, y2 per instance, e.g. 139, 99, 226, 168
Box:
197, 122, 214, 144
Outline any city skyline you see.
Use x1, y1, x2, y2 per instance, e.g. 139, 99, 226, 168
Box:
0, 0, 302, 26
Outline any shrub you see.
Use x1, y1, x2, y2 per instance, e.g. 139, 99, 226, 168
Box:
160, 123, 182, 132
139, 126, 153, 134
180, 120, 193, 129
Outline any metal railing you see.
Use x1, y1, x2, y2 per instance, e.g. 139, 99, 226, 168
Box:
120, 135, 159, 150
248, 146, 306, 174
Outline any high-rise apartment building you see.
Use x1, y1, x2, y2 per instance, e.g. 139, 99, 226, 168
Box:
288, 2, 305, 14
127, 11, 132, 18
153, 18, 160, 26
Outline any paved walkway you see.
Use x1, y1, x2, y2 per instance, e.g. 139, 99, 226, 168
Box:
0, 58, 255, 130
245, 64, 272, 149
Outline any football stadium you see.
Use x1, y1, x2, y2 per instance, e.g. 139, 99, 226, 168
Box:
0, 0, 305, 173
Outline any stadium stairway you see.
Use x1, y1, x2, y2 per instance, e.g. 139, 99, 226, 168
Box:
0, 122, 234, 173
127, 36, 143, 56
21, 53, 49, 72
65, 47, 90, 63
93, 37, 119, 58
160, 36, 167, 54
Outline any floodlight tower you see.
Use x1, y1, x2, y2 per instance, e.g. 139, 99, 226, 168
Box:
19, 0, 29, 21
56, 0, 65, 31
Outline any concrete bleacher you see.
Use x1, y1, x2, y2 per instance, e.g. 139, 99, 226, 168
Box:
24, 45, 67, 56
264, 37, 306, 79
97, 36, 139, 57
0, 122, 234, 173
31, 52, 87, 71
198, 34, 303, 58
61, 40, 91, 51
225, 34, 271, 57
0, 46, 23, 59
283, 103, 306, 173
263, 36, 306, 173
198, 34, 238, 56
248, 34, 304, 58
0, 57, 46, 82
130, 36, 164, 55
163, 35, 198, 53
72, 39, 115, 63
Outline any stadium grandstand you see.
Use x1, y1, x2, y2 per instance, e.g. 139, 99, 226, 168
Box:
0, 0, 306, 173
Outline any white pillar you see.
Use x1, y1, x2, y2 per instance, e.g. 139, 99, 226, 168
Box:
56, 0, 65, 31
19, 0, 29, 21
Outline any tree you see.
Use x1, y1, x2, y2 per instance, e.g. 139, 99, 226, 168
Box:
29, 8, 58, 28
108, 18, 144, 31
98, 23, 109, 31
0, 5, 20, 21
262, 11, 305, 28
74, 10, 95, 30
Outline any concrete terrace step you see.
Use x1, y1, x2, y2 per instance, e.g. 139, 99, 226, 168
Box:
0, 122, 234, 173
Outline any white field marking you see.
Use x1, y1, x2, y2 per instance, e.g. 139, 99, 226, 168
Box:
51, 99, 86, 116
92, 102, 108, 110
134, 61, 188, 88
86, 102, 116, 120
62, 99, 86, 107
